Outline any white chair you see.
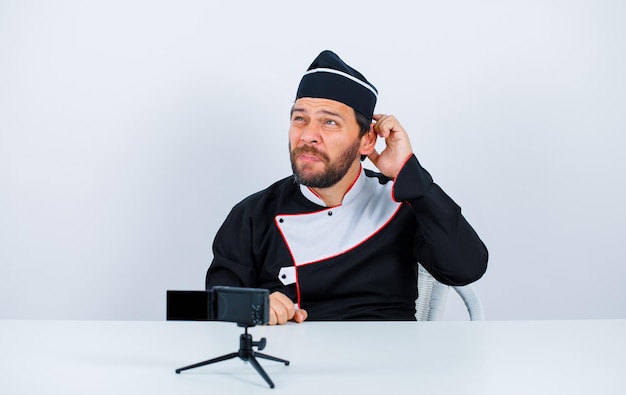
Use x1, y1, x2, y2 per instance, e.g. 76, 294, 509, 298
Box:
415, 263, 484, 321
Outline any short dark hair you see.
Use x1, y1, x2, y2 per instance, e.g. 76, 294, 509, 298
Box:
355, 110, 372, 161
355, 110, 371, 137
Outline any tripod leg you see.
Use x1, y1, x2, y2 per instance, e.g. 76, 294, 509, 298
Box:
247, 354, 275, 388
255, 352, 290, 365
175, 352, 239, 373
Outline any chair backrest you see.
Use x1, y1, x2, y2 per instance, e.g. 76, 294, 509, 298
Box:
416, 263, 484, 321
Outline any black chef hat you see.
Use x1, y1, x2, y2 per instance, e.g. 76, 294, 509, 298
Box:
296, 50, 378, 120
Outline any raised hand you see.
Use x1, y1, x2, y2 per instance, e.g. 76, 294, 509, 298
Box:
367, 114, 414, 179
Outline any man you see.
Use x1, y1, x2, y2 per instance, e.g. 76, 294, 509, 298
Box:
206, 50, 488, 324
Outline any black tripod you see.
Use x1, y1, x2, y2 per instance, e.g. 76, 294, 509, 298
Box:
175, 324, 290, 388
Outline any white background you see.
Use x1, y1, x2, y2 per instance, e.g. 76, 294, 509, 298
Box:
1, 0, 624, 321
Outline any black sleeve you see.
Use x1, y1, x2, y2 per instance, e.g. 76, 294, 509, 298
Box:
393, 154, 488, 286
205, 203, 258, 290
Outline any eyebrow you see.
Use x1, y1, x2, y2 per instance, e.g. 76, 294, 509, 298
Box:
290, 106, 344, 120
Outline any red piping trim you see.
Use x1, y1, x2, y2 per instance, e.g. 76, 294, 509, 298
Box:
306, 186, 321, 199
343, 164, 362, 196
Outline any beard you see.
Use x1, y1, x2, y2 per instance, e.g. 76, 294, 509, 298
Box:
290, 141, 361, 188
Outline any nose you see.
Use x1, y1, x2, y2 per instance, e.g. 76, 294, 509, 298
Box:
300, 124, 320, 144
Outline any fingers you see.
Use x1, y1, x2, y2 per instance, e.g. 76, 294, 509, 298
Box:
367, 114, 414, 179
268, 291, 308, 325
372, 114, 405, 139
269, 292, 293, 325
372, 114, 394, 138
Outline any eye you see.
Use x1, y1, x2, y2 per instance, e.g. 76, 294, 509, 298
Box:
324, 119, 338, 126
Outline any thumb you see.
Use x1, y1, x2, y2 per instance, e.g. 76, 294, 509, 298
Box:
293, 309, 308, 323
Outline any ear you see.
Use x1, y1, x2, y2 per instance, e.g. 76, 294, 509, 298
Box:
359, 123, 377, 157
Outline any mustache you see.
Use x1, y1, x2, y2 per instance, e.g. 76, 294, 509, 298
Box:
291, 146, 329, 162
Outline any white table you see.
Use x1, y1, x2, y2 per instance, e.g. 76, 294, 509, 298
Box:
1, 319, 624, 394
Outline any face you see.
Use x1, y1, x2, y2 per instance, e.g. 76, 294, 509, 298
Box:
289, 98, 364, 188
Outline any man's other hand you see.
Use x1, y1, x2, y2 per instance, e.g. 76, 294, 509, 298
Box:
268, 291, 308, 325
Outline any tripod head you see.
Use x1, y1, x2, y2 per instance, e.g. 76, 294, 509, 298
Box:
236, 323, 266, 350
